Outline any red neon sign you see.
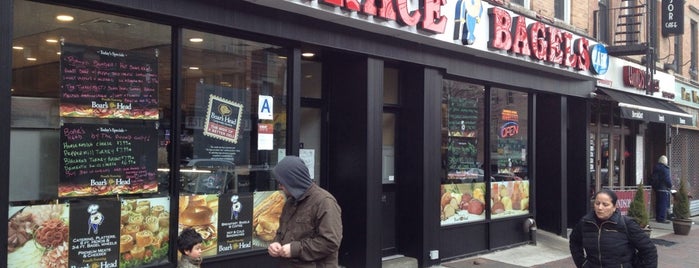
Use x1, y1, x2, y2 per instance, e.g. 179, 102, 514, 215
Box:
320, 0, 447, 33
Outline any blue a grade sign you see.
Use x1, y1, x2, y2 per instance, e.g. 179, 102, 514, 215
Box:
590, 44, 609, 75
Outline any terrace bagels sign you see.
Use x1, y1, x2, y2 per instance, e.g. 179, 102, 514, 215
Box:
310, 1, 604, 75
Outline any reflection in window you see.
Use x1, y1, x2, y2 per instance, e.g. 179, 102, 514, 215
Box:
10, 0, 172, 200
490, 88, 529, 219
180, 29, 288, 256
441, 80, 485, 225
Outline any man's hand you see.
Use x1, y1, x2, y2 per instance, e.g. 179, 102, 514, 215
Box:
268, 242, 292, 258
268, 242, 283, 257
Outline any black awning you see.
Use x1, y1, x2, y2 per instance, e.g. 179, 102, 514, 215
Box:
598, 88, 694, 126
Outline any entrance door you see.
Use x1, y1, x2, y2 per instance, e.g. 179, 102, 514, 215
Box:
589, 125, 631, 194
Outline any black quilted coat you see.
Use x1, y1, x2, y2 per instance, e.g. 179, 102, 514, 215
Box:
569, 210, 657, 268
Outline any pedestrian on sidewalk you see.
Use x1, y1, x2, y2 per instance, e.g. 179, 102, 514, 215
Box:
267, 156, 343, 267
651, 155, 672, 223
569, 189, 657, 268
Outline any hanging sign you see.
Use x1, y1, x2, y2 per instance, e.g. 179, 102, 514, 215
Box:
661, 0, 684, 36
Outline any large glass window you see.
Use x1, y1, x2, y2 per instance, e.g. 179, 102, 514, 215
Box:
10, 1, 172, 267
490, 88, 529, 219
440, 80, 486, 225
179, 29, 287, 257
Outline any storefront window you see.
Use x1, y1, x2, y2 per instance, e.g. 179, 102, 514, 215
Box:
490, 88, 530, 219
10, 1, 172, 267
179, 29, 288, 257
440, 80, 486, 225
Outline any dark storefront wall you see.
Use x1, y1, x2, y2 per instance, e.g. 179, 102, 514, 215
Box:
2, 1, 600, 268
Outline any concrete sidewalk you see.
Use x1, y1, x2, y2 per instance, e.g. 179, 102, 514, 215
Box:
436, 216, 698, 268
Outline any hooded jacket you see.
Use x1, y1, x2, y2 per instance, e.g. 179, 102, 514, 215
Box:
569, 210, 657, 268
273, 156, 343, 268
651, 162, 672, 191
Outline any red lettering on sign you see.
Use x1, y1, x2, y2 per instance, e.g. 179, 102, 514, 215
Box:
363, 0, 377, 15
562, 32, 576, 68
511, 16, 531, 55
623, 66, 645, 89
321, 0, 342, 6
489, 8, 512, 50
378, 0, 397, 20
575, 38, 590, 70
487, 7, 590, 71
548, 27, 563, 64
395, 0, 422, 26
529, 22, 547, 60
422, 0, 447, 33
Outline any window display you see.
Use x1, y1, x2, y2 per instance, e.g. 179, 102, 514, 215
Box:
490, 88, 529, 219
441, 80, 485, 225
179, 29, 288, 255
9, 1, 289, 267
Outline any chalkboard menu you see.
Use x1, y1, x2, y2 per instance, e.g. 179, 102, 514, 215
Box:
448, 97, 479, 137
60, 43, 159, 120
59, 123, 158, 197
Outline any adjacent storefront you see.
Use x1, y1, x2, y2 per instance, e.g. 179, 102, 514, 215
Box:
588, 56, 694, 222
671, 80, 699, 215
2, 0, 629, 267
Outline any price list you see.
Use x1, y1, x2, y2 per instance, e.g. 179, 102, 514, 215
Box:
59, 122, 157, 197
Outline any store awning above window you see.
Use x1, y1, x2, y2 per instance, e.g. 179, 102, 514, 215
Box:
598, 88, 694, 126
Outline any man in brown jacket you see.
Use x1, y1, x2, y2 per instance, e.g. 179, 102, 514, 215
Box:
268, 156, 343, 267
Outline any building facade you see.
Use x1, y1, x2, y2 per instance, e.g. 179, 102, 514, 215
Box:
2, 1, 694, 268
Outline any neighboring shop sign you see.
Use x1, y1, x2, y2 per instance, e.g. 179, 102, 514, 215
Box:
622, 66, 660, 93
247, 0, 609, 77
59, 43, 159, 120
59, 123, 158, 197
607, 187, 651, 216
661, 0, 684, 37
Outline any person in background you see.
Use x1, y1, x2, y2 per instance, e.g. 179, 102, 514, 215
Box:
569, 189, 657, 268
268, 156, 343, 267
177, 228, 203, 268
652, 155, 673, 223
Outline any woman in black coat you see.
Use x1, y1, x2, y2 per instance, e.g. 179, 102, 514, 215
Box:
569, 189, 657, 268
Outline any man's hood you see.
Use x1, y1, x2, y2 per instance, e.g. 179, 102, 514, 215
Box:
273, 156, 313, 200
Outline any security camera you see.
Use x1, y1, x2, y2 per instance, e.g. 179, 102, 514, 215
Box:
589, 92, 597, 98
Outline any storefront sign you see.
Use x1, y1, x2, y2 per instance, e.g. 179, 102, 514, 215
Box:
319, 0, 446, 33
488, 7, 590, 71
661, 0, 684, 36
622, 66, 659, 92
60, 43, 159, 120
59, 123, 158, 197
248, 1, 609, 77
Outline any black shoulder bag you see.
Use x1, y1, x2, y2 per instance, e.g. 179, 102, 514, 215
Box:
620, 216, 643, 268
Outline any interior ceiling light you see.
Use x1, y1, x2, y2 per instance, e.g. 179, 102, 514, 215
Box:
188, 66, 200, 70
26, 57, 37, 61
12, 46, 24, 50
46, 39, 59, 43
57, 52, 62, 55
56, 15, 74, 22
301, 52, 315, 58
189, 38, 204, 43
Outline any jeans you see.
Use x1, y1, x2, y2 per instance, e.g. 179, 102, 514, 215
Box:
656, 190, 670, 221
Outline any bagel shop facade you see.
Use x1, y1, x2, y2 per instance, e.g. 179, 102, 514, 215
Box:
2, 0, 610, 267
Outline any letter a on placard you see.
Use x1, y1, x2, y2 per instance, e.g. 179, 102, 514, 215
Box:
259, 95, 274, 120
